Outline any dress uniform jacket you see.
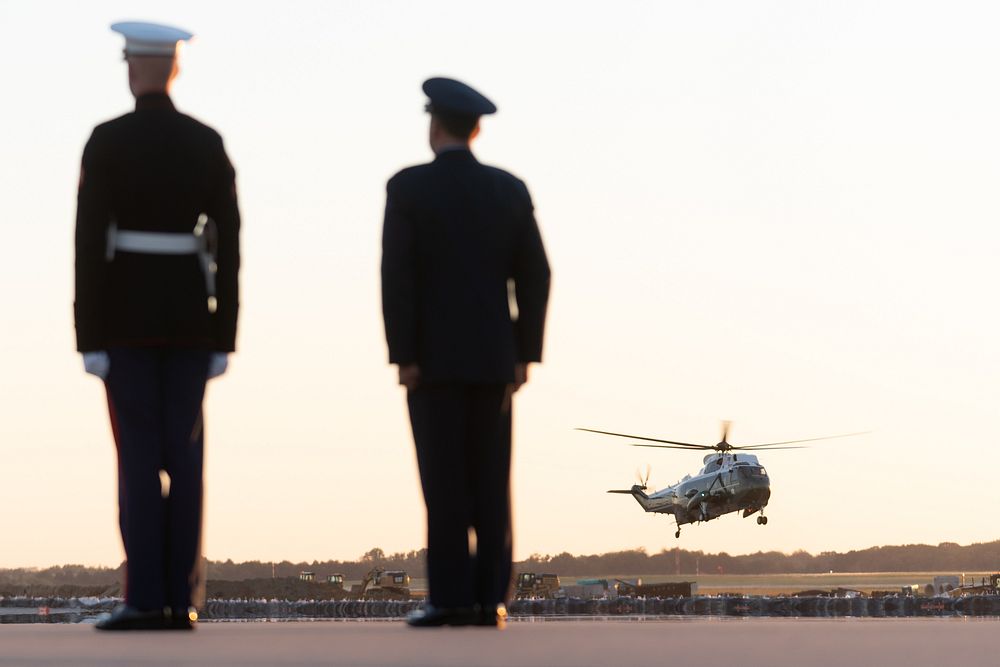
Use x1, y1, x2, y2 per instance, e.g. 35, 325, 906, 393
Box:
74, 92, 239, 615
382, 148, 549, 381
75, 93, 240, 352
382, 147, 550, 611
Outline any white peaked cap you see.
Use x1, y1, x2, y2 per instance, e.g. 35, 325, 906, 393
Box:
111, 21, 194, 57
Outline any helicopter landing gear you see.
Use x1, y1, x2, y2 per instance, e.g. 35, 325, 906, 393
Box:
756, 512, 768, 526
675, 529, 681, 539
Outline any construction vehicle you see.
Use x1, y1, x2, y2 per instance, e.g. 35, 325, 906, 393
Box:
615, 578, 697, 597
326, 573, 345, 589
946, 573, 1000, 597
349, 567, 411, 600
562, 578, 617, 599
514, 572, 564, 599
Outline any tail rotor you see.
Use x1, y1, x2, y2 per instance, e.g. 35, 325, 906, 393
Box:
635, 464, 651, 490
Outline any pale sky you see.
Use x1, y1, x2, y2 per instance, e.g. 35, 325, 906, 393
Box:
1, 0, 998, 569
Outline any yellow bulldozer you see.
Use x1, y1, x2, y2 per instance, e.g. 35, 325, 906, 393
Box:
349, 567, 412, 601
514, 572, 564, 599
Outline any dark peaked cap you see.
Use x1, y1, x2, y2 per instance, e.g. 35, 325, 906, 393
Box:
423, 77, 497, 116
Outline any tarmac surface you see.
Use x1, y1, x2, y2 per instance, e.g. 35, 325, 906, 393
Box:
1, 618, 997, 667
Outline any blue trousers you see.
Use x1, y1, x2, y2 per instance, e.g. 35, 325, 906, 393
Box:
407, 383, 513, 610
105, 347, 209, 612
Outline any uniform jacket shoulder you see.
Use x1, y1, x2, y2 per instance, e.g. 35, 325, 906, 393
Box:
91, 109, 224, 143
387, 163, 434, 189
175, 112, 226, 143
482, 163, 522, 182
87, 114, 129, 144
389, 160, 528, 190
483, 164, 529, 194
93, 111, 132, 131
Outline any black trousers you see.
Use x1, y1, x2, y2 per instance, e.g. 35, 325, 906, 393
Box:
105, 347, 209, 612
407, 383, 513, 609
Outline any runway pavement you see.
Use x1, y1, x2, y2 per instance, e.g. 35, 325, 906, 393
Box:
0, 618, 996, 667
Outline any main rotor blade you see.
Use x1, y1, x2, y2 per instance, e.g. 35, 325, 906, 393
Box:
630, 442, 714, 451
720, 420, 731, 444
730, 445, 808, 451
737, 431, 870, 448
576, 428, 706, 449
607, 489, 637, 494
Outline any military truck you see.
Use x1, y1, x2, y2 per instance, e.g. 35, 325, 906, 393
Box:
514, 572, 564, 599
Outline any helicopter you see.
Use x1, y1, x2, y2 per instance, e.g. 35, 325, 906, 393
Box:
578, 422, 864, 538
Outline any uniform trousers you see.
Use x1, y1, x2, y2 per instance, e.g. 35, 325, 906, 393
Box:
105, 347, 210, 612
407, 383, 513, 610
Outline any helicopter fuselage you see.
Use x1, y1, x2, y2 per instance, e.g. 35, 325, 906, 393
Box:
624, 452, 770, 527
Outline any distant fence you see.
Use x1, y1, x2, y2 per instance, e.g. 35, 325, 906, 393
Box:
3, 595, 1000, 622
202, 599, 423, 620
509, 595, 1000, 617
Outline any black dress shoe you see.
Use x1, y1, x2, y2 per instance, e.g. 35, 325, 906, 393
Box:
164, 608, 196, 630
95, 606, 166, 631
406, 605, 478, 627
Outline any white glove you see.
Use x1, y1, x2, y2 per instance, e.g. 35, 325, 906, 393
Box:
208, 352, 229, 379
82, 351, 110, 380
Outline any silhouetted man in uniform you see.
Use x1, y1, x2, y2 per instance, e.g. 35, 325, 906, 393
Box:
75, 22, 240, 630
382, 77, 550, 627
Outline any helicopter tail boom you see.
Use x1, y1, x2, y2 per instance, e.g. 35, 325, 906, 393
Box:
607, 485, 660, 513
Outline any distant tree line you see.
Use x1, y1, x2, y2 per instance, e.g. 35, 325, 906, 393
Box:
0, 564, 122, 589
519, 541, 1000, 576
4, 541, 1000, 593
206, 547, 427, 582
0, 564, 124, 597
